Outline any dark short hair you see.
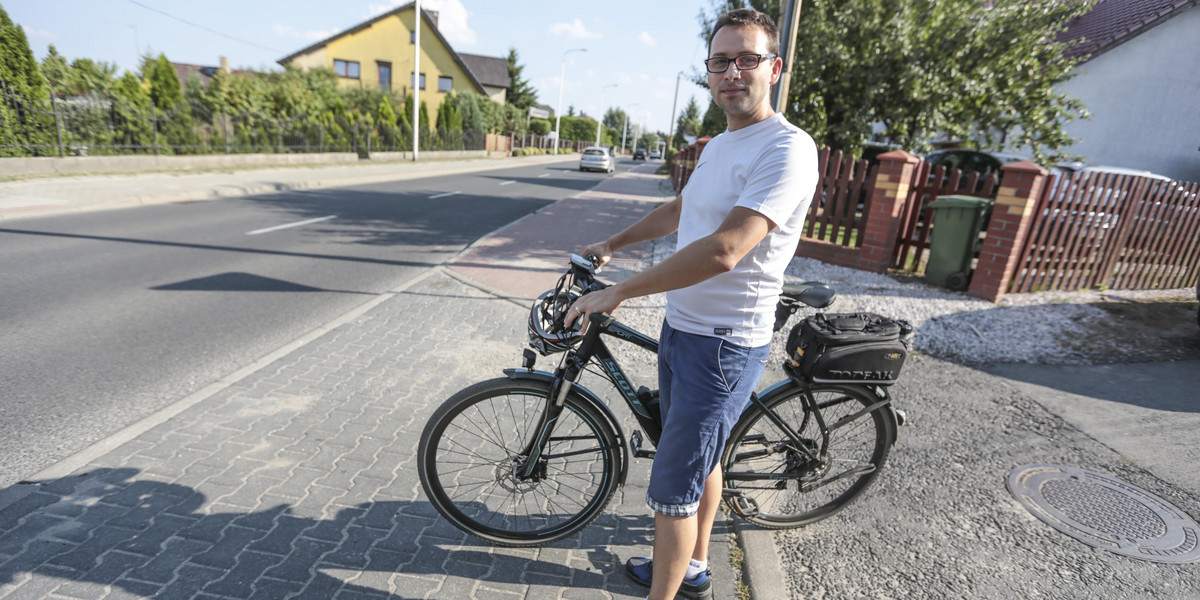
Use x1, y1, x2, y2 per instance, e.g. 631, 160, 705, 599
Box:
708, 8, 780, 57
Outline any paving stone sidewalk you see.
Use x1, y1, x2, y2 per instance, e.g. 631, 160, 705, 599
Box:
0, 269, 704, 599
0, 163, 748, 599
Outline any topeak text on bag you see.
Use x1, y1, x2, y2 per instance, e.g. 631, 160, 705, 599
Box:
785, 312, 914, 385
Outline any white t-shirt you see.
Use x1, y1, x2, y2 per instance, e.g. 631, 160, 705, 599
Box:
665, 112, 817, 347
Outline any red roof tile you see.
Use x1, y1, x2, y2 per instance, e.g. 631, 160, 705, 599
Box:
1060, 0, 1196, 60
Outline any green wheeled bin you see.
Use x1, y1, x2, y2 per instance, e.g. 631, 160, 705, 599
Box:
925, 195, 995, 291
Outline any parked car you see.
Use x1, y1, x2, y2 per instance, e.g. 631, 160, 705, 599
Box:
633, 148, 647, 161
579, 147, 615, 173
859, 141, 906, 167
924, 148, 1030, 178
1043, 165, 1175, 232
650, 149, 662, 160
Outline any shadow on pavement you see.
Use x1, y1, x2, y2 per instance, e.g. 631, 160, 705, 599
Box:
0, 468, 654, 598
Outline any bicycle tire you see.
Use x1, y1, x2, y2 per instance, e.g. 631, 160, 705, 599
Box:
722, 383, 895, 528
417, 378, 621, 546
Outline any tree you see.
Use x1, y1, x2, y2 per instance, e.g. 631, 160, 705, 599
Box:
529, 117, 551, 136
43, 48, 118, 98
698, 97, 726, 137
602, 106, 628, 131
111, 71, 155, 152
1, 5, 52, 156
146, 54, 183, 111
41, 45, 69, 92
699, 0, 1091, 163
0, 5, 47, 101
673, 97, 702, 147
505, 48, 537, 110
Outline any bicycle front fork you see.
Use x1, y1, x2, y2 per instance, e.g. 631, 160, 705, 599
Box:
514, 352, 584, 479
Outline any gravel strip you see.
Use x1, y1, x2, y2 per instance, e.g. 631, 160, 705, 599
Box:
608, 234, 1199, 367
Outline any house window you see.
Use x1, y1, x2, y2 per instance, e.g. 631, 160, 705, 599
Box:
378, 62, 392, 91
437, 76, 452, 93
334, 59, 360, 79
411, 72, 426, 90
410, 31, 416, 43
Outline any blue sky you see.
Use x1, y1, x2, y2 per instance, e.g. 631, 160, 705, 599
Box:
7, 0, 720, 135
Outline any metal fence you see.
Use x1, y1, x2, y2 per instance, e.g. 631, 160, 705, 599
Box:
0, 82, 488, 158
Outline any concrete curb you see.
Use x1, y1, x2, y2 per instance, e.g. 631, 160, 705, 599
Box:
734, 521, 786, 600
0, 154, 577, 221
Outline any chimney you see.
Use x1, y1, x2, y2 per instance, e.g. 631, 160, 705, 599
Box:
219, 56, 230, 73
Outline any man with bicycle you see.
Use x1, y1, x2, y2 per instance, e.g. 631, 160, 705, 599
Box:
566, 8, 818, 600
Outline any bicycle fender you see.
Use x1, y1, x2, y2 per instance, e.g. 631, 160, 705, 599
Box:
503, 368, 631, 486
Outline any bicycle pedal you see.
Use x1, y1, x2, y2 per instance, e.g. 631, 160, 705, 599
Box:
730, 494, 759, 518
630, 430, 656, 459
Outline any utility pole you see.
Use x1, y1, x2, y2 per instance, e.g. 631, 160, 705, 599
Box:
771, 0, 803, 115
412, 0, 421, 161
620, 103, 638, 155
666, 71, 682, 153
554, 48, 587, 154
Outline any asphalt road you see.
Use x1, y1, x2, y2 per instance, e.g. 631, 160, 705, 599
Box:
0, 158, 638, 488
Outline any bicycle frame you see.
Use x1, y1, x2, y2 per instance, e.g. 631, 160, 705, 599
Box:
514, 312, 851, 483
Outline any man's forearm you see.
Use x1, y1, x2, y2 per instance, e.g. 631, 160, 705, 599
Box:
607, 197, 682, 252
609, 206, 773, 301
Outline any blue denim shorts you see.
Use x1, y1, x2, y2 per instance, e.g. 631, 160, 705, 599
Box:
647, 321, 770, 517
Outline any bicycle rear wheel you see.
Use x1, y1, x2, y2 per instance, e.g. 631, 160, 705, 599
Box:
417, 378, 621, 546
722, 383, 895, 528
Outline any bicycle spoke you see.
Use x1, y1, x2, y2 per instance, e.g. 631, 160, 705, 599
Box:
723, 385, 893, 527
419, 380, 619, 545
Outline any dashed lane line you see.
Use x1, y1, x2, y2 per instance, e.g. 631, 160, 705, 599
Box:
246, 215, 337, 235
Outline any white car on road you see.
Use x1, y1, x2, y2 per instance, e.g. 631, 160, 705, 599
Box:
579, 147, 615, 173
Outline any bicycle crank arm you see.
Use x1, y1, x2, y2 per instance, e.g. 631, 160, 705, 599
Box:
630, 430, 656, 459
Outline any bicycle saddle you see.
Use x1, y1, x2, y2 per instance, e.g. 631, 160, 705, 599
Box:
781, 282, 836, 309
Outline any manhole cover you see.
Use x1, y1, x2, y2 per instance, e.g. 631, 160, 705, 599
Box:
1007, 464, 1200, 563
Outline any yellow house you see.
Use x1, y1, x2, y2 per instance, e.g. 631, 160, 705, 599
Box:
277, 3, 503, 117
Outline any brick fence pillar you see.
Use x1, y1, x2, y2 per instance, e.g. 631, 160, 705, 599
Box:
968, 161, 1049, 302
856, 150, 921, 272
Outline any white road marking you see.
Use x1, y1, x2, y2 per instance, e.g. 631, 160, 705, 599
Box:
538, 173, 550, 178
429, 191, 460, 199
246, 215, 337, 235
498, 180, 517, 186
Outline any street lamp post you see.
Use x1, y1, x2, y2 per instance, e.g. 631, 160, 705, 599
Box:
620, 103, 639, 155
554, 48, 587, 155
595, 83, 617, 146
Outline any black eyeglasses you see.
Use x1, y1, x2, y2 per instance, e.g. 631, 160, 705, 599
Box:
704, 53, 777, 73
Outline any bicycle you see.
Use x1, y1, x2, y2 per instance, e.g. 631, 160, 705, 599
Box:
417, 254, 909, 546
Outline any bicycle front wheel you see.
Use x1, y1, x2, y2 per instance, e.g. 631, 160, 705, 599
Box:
722, 383, 895, 528
417, 378, 621, 546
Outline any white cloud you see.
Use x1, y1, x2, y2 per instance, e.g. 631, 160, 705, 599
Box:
548, 19, 602, 39
366, 0, 476, 46
22, 25, 56, 40
638, 31, 656, 47
273, 24, 339, 41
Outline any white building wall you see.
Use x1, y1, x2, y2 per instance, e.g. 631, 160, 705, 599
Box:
1058, 5, 1200, 183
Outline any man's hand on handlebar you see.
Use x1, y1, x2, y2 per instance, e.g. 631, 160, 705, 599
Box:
565, 286, 623, 332
580, 241, 613, 268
